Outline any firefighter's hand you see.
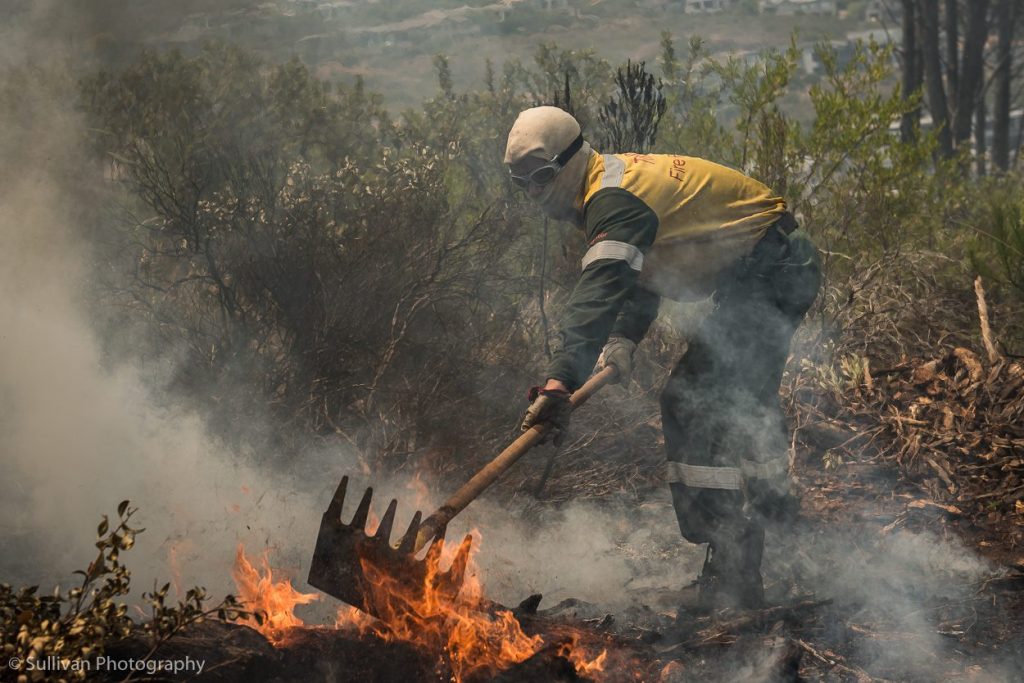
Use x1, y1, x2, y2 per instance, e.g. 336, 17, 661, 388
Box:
599, 336, 637, 384
521, 385, 572, 446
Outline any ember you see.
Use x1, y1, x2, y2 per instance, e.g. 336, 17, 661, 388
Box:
559, 637, 608, 676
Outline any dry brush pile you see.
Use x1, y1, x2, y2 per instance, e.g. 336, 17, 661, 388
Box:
793, 273, 1024, 559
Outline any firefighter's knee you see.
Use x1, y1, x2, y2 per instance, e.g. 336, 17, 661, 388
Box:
669, 483, 744, 545
670, 483, 709, 544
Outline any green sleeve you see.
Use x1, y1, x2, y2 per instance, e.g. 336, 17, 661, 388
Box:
610, 285, 661, 343
545, 188, 659, 390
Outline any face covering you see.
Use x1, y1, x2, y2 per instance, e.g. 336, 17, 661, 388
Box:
505, 106, 592, 224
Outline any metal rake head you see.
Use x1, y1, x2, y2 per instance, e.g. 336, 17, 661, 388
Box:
308, 476, 473, 619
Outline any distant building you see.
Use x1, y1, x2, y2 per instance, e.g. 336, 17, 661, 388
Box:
845, 28, 899, 45
865, 0, 901, 23
683, 0, 732, 13
534, 0, 569, 9
758, 0, 837, 15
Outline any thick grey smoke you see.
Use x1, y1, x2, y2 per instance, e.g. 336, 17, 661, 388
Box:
0, 0, 330, 600
0, 72, 331, 596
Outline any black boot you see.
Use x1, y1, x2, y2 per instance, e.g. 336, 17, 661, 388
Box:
697, 519, 765, 610
735, 519, 765, 608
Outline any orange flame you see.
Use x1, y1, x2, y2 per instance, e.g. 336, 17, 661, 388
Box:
560, 636, 608, 676
232, 544, 319, 645
335, 604, 378, 631
338, 532, 607, 682
231, 523, 608, 678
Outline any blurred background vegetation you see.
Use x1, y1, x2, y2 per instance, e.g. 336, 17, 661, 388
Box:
4, 0, 1023, 479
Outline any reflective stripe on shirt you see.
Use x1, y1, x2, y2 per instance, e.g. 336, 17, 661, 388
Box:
600, 154, 626, 188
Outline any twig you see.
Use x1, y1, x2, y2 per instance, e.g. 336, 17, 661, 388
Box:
539, 217, 552, 359
974, 276, 1001, 365
795, 638, 879, 683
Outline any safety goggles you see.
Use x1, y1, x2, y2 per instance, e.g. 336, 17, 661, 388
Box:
509, 133, 584, 189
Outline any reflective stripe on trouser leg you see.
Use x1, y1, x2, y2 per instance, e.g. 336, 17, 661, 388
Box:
666, 462, 742, 490
665, 457, 789, 491
740, 457, 788, 482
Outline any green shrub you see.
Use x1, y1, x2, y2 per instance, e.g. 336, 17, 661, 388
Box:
1, 502, 252, 682
969, 183, 1024, 300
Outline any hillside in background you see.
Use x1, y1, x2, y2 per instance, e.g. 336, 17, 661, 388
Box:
2, 0, 886, 109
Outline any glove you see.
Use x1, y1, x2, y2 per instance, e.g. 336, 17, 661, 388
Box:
598, 336, 637, 384
521, 386, 572, 446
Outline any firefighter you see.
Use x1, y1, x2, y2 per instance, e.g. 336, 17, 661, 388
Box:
509, 106, 821, 609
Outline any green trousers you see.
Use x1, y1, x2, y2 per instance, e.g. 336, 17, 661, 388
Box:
662, 218, 821, 545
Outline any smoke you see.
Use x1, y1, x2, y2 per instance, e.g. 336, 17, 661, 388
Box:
0, 85, 325, 602
466, 489, 1017, 681
452, 494, 703, 611
763, 522, 996, 679
0, 33, 674, 621
0, 0, 667, 616
0, 0, 341, 602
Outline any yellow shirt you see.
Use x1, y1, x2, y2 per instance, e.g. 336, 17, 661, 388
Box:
582, 153, 786, 300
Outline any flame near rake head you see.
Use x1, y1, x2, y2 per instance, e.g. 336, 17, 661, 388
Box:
307, 476, 473, 618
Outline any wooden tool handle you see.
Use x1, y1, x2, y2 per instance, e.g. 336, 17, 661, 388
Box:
414, 365, 618, 552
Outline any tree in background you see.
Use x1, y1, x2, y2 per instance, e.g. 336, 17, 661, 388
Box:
902, 0, 1023, 172
899, 0, 924, 143
992, 0, 1021, 171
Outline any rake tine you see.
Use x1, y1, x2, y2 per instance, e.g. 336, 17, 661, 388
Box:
445, 534, 473, 587
350, 487, 374, 530
374, 499, 398, 541
397, 510, 423, 554
326, 476, 349, 517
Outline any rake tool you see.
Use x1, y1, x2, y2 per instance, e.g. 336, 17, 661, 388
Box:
308, 365, 618, 617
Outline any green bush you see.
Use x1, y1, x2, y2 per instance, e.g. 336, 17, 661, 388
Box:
77, 32, 1019, 476
1, 502, 252, 683
969, 182, 1024, 300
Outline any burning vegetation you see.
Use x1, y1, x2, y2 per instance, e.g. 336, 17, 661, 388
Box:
232, 529, 609, 682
